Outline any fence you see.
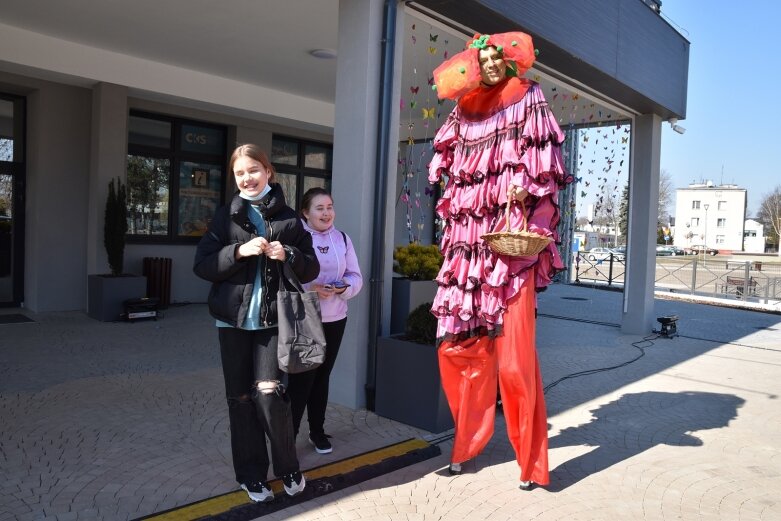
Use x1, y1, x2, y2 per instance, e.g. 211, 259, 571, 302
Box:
572, 254, 781, 305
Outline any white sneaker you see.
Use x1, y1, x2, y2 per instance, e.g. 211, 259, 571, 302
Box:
282, 471, 306, 496
240, 481, 274, 502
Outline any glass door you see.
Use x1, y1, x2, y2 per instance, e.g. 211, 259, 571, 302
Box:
0, 94, 25, 306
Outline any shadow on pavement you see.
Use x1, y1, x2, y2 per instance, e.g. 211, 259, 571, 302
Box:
546, 391, 745, 492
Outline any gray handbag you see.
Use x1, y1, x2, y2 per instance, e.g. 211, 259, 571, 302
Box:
276, 262, 327, 373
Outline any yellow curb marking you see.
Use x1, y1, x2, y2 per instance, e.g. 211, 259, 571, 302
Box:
142, 438, 431, 520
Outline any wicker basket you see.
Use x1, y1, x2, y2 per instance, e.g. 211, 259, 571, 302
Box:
481, 200, 552, 257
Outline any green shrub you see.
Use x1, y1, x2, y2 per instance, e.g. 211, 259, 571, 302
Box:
104, 177, 128, 276
404, 302, 437, 345
393, 243, 443, 281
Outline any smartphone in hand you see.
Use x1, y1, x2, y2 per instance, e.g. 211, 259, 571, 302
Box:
330, 280, 350, 289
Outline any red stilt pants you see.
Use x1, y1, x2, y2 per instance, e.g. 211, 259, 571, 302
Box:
438, 274, 549, 485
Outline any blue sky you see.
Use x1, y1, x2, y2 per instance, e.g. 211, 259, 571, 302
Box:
659, 0, 781, 217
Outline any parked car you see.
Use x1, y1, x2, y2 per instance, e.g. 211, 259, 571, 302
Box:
685, 244, 719, 256
609, 247, 626, 260
666, 245, 685, 256
655, 246, 673, 256
585, 247, 618, 261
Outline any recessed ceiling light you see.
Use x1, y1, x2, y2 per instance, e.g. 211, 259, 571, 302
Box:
309, 48, 337, 59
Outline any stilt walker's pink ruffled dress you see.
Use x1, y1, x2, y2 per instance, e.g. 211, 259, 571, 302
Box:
428, 76, 572, 340
429, 75, 572, 486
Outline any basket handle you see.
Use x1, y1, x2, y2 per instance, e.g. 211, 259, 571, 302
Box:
502, 197, 529, 233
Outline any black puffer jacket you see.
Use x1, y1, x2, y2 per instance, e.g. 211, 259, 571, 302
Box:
193, 184, 319, 328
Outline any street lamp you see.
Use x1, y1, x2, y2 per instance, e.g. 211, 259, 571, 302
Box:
703, 203, 710, 248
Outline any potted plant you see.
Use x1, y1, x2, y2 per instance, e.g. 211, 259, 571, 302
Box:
390, 243, 443, 334
375, 302, 453, 432
87, 177, 147, 321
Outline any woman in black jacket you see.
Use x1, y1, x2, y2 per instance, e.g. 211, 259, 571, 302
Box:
193, 144, 319, 503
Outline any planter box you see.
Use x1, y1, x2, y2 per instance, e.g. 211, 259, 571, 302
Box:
88, 274, 147, 322
390, 278, 437, 335
375, 335, 453, 433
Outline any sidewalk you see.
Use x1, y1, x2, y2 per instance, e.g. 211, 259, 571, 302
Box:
1, 284, 779, 520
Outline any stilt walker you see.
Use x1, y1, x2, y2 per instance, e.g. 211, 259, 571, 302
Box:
429, 31, 572, 489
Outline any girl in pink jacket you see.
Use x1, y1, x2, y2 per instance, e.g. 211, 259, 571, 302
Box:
287, 187, 363, 454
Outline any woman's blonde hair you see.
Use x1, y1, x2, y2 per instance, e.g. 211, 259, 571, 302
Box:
229, 144, 277, 183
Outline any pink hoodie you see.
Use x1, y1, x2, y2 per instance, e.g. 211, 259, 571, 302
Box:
302, 220, 363, 323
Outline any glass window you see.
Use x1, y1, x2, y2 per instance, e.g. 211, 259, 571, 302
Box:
691, 217, 699, 227
128, 116, 171, 148
178, 162, 222, 237
717, 218, 726, 228
127, 112, 226, 242
744, 230, 756, 237
271, 136, 332, 211
127, 155, 170, 235
718, 200, 727, 210
275, 172, 297, 208
271, 139, 299, 165
692, 200, 700, 209
180, 124, 225, 155
304, 144, 332, 170
303, 175, 329, 195
716, 235, 725, 244
0, 98, 21, 162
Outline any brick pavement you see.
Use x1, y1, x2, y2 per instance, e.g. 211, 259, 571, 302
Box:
1, 284, 779, 520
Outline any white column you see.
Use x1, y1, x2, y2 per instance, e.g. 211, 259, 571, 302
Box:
622, 113, 662, 334
328, 0, 389, 408
88, 83, 128, 275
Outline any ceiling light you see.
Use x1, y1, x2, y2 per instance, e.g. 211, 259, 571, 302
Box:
309, 48, 337, 59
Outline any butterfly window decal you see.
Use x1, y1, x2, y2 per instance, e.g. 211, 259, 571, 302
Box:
422, 107, 436, 119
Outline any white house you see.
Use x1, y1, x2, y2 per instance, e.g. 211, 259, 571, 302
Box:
674, 182, 747, 252
743, 219, 766, 253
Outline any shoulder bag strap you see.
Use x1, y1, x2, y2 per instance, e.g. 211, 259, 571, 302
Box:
276, 261, 306, 293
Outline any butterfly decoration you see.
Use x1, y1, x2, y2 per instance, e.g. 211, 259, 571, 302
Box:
400, 99, 405, 110
410, 86, 419, 94
551, 86, 557, 92
317, 246, 329, 254
427, 76, 434, 85
429, 33, 438, 42
428, 46, 437, 55
410, 101, 417, 109
572, 93, 580, 100
411, 35, 416, 44
422, 107, 436, 119
443, 51, 448, 60
621, 136, 628, 143
581, 191, 587, 198
424, 186, 435, 196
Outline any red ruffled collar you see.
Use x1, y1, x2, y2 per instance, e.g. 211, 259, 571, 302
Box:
457, 77, 533, 122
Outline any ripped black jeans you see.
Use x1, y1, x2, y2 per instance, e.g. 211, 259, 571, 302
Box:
218, 327, 299, 484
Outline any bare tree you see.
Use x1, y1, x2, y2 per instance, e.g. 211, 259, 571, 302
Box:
658, 169, 673, 225
757, 186, 781, 254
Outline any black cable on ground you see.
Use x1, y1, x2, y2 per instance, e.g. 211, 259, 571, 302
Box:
543, 334, 658, 394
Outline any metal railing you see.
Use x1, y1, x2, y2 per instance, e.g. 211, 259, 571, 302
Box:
572, 254, 781, 305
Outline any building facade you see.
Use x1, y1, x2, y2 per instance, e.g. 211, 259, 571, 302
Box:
0, 0, 689, 409
674, 182, 747, 252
